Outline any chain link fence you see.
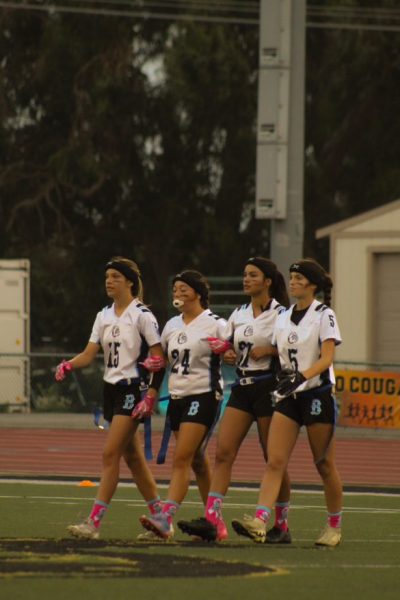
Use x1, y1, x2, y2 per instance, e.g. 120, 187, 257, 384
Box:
0, 353, 104, 413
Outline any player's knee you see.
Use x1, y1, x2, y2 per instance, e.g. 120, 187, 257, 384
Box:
266, 456, 286, 474
102, 446, 122, 466
214, 444, 236, 467
315, 456, 333, 478
173, 451, 193, 470
191, 453, 207, 474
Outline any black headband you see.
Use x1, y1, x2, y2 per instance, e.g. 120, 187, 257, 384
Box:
245, 257, 277, 280
105, 261, 140, 294
172, 273, 209, 301
290, 262, 324, 290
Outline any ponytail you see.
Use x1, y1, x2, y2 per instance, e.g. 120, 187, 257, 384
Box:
322, 274, 333, 307
271, 271, 290, 308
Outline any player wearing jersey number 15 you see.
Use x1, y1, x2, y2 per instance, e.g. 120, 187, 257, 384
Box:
55, 257, 165, 540
139, 270, 226, 541
232, 259, 343, 547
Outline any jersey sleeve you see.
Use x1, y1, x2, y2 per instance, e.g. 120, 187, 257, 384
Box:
138, 311, 162, 347
215, 317, 228, 338
271, 308, 288, 347
160, 322, 171, 352
221, 310, 237, 341
88, 312, 102, 345
320, 308, 342, 345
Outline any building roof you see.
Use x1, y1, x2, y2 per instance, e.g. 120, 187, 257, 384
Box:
316, 198, 400, 239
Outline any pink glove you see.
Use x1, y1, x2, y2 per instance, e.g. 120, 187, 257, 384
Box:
139, 356, 165, 372
55, 360, 73, 382
206, 337, 232, 354
131, 393, 156, 419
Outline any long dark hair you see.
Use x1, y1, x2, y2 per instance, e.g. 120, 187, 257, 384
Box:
245, 257, 290, 308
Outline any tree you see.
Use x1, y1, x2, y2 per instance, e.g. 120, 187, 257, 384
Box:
0, 10, 260, 348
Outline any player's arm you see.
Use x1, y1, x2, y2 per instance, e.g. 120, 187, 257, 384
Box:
250, 345, 278, 361
55, 342, 100, 381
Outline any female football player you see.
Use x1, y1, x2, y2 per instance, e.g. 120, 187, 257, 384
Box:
177, 257, 292, 543
55, 257, 165, 539
138, 270, 226, 540
231, 259, 343, 547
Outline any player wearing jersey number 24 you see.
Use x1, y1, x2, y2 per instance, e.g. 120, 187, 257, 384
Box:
55, 257, 165, 540
178, 257, 292, 543
139, 270, 226, 540
232, 259, 343, 547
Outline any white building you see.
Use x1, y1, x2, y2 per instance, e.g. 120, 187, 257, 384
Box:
316, 199, 400, 364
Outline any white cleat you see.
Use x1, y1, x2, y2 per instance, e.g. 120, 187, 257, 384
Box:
231, 516, 266, 543
137, 527, 174, 542
67, 519, 99, 540
315, 526, 342, 547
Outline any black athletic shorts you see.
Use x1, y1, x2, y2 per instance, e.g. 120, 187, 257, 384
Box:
226, 372, 275, 419
273, 385, 337, 426
103, 381, 142, 422
167, 391, 221, 431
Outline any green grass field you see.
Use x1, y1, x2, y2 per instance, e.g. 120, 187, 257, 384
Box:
0, 481, 399, 600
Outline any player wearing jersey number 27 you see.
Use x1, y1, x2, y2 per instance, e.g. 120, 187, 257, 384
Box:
232, 259, 343, 547
178, 257, 292, 543
139, 270, 226, 540
55, 257, 165, 540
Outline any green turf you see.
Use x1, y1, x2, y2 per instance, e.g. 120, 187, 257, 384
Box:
0, 481, 399, 600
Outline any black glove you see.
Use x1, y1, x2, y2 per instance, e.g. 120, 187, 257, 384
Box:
275, 369, 306, 397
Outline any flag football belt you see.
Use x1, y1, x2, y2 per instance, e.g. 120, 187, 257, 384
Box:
116, 377, 141, 386
231, 372, 273, 388
291, 382, 332, 399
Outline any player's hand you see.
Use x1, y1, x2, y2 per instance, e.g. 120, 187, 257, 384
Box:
275, 368, 306, 397
139, 356, 165, 372
55, 360, 73, 382
131, 393, 156, 419
206, 337, 232, 354
223, 349, 237, 365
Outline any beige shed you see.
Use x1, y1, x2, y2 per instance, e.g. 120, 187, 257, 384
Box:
316, 199, 400, 364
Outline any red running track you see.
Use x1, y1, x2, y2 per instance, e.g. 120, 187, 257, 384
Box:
1, 428, 399, 488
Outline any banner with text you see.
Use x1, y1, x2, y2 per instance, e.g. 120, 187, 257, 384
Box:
335, 369, 400, 429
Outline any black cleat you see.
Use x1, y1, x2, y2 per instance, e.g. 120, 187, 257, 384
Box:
177, 517, 218, 541
265, 526, 292, 544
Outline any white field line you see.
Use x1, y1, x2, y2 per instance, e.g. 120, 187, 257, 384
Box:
1, 494, 399, 516
0, 478, 399, 498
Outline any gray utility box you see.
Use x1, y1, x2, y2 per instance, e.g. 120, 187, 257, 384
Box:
0, 259, 30, 412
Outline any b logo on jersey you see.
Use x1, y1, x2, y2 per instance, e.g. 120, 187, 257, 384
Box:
111, 326, 120, 338
288, 332, 298, 344
310, 399, 322, 416
177, 332, 188, 344
244, 326, 253, 337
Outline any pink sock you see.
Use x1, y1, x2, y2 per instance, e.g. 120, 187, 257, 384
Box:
89, 501, 109, 529
255, 505, 271, 524
328, 512, 342, 528
205, 494, 224, 525
147, 498, 162, 515
274, 502, 289, 531
162, 500, 180, 523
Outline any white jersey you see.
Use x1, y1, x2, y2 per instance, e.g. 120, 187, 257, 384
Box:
89, 299, 161, 384
161, 309, 226, 397
272, 299, 342, 392
223, 299, 285, 371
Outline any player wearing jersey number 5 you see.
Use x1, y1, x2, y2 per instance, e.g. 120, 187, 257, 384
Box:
178, 257, 292, 543
56, 257, 165, 540
139, 270, 226, 540
232, 259, 343, 547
